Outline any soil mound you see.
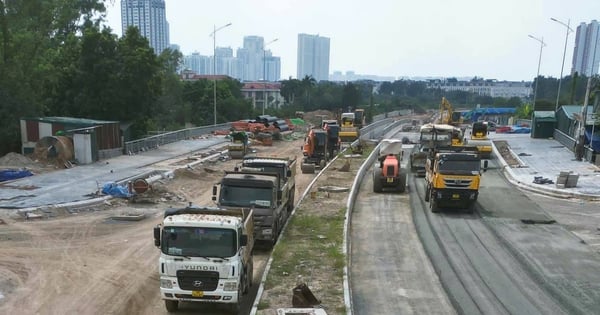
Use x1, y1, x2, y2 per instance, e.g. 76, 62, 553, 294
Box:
0, 152, 36, 167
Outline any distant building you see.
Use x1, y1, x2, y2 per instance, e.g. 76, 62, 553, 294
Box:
330, 70, 396, 82
241, 82, 284, 110
427, 78, 532, 98
121, 0, 170, 54
181, 35, 281, 82
297, 34, 330, 81
572, 20, 600, 76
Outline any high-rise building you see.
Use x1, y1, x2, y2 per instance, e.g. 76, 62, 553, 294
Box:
297, 34, 330, 81
572, 20, 600, 76
121, 0, 170, 55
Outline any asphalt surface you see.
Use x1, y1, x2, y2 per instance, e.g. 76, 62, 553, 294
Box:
0, 137, 227, 211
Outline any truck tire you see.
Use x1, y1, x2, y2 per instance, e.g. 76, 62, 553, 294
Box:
164, 300, 179, 313
373, 168, 383, 193
424, 184, 430, 202
319, 159, 326, 168
430, 193, 439, 213
398, 172, 407, 193
248, 258, 254, 289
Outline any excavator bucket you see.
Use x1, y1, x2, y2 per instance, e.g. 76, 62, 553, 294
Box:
292, 283, 321, 308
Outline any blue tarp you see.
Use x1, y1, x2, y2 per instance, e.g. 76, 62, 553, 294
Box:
463, 107, 517, 122
0, 169, 33, 182
584, 129, 600, 152
101, 182, 132, 198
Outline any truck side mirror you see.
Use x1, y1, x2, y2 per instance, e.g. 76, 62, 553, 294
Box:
286, 169, 292, 177
240, 235, 248, 246
212, 185, 217, 201
153, 225, 161, 247
483, 160, 489, 172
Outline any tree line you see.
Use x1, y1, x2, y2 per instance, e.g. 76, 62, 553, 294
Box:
2, 1, 598, 156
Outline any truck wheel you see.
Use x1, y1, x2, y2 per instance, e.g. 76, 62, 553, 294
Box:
287, 189, 295, 214
424, 184, 430, 202
164, 300, 179, 313
430, 194, 439, 213
373, 168, 383, 193
248, 258, 254, 289
319, 159, 326, 168
466, 202, 475, 214
398, 172, 407, 193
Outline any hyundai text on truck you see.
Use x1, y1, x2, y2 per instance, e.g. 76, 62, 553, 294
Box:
153, 205, 254, 313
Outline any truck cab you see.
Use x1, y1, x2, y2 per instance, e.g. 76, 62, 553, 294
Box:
154, 206, 254, 313
425, 152, 487, 213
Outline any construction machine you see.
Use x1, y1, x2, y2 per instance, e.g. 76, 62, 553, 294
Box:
228, 131, 249, 159
300, 128, 329, 174
410, 123, 466, 176
154, 205, 254, 313
339, 112, 359, 142
438, 97, 464, 127
354, 108, 366, 129
373, 139, 406, 193
466, 121, 493, 159
322, 119, 341, 158
424, 150, 488, 213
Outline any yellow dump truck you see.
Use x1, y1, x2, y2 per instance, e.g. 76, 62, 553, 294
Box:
466, 121, 493, 159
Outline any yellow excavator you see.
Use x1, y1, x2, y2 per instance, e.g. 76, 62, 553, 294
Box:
438, 97, 464, 127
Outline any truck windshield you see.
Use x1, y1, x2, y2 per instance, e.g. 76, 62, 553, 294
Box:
438, 160, 481, 175
162, 227, 236, 258
219, 185, 273, 208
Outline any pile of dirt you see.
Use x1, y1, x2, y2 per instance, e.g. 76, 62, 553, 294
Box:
302, 110, 336, 127
0, 152, 36, 167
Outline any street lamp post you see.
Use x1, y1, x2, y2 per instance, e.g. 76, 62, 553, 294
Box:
262, 38, 278, 115
576, 34, 599, 161
210, 22, 232, 126
528, 35, 546, 113
551, 18, 573, 111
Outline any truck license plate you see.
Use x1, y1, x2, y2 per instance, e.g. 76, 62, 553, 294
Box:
452, 194, 460, 199
387, 178, 394, 183
192, 291, 204, 297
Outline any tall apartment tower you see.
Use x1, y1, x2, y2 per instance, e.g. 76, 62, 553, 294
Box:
297, 34, 330, 81
572, 20, 600, 76
121, 0, 170, 55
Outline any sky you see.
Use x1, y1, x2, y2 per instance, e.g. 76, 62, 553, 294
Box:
103, 0, 600, 81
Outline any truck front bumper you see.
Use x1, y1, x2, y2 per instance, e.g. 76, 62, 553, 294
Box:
432, 189, 478, 208
160, 277, 240, 304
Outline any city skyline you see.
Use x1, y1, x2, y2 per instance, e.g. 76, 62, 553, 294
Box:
104, 0, 600, 81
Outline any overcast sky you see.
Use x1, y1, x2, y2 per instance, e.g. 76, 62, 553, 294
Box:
104, 0, 600, 81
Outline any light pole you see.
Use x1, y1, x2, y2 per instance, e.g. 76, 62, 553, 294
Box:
576, 32, 599, 160
551, 18, 573, 111
528, 34, 546, 113
262, 38, 278, 115
210, 22, 232, 126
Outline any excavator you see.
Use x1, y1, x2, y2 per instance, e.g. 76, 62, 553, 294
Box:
300, 128, 329, 174
438, 97, 464, 127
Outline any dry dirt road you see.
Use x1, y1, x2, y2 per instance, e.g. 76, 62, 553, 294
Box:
0, 135, 314, 315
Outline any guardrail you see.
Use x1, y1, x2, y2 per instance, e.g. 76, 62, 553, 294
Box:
553, 129, 576, 152
123, 123, 232, 154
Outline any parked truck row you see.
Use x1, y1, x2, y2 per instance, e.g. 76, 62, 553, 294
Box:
154, 155, 297, 313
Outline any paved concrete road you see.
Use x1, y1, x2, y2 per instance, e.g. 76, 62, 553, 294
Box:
0, 137, 227, 209
351, 148, 454, 315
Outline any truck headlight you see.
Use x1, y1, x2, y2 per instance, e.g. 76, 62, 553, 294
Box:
160, 279, 173, 289
223, 282, 238, 291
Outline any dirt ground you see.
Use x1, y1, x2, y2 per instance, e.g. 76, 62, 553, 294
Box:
0, 133, 315, 315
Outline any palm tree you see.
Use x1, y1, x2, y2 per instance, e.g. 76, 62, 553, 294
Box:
301, 75, 317, 110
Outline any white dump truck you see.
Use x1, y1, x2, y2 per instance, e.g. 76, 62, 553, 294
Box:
153, 205, 254, 313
